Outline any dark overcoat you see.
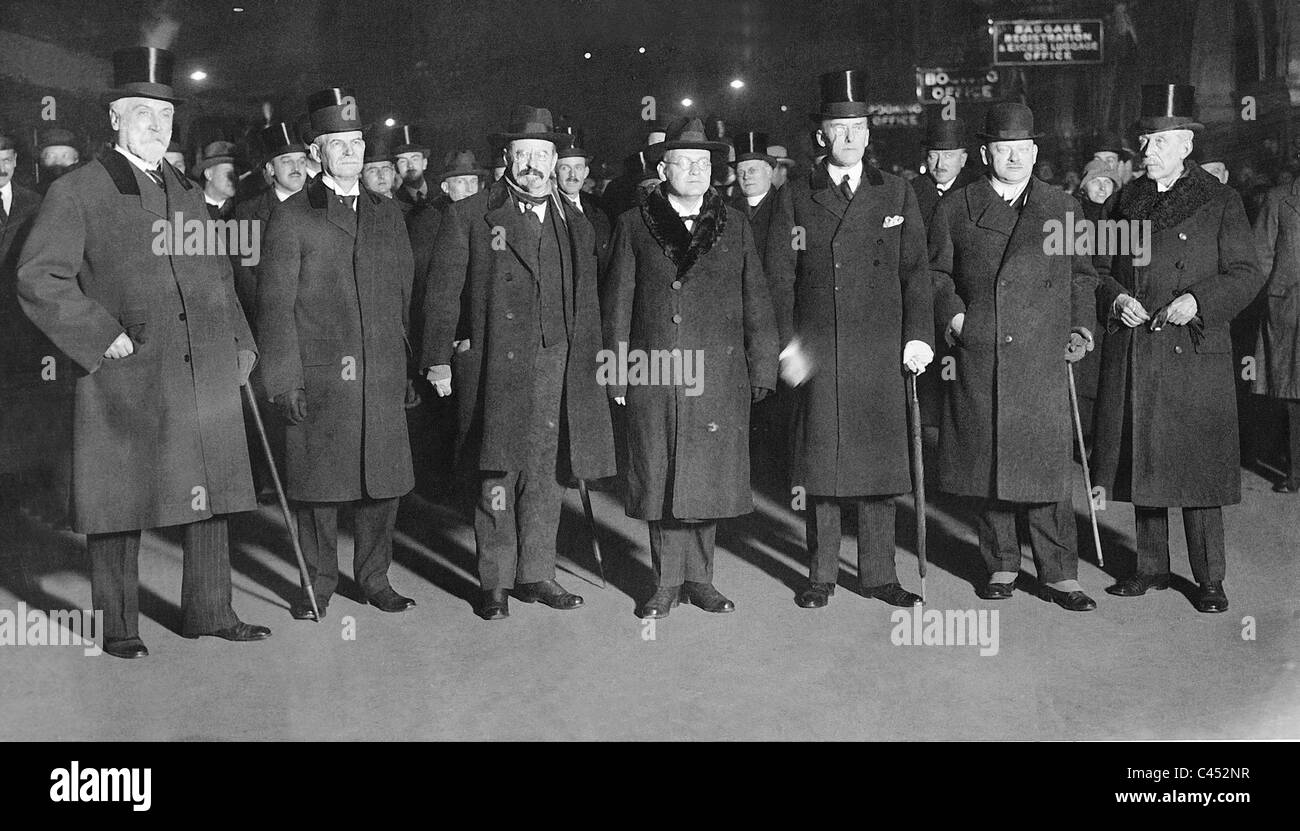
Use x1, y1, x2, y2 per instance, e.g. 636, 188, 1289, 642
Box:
2, 184, 47, 389
765, 162, 933, 496
729, 188, 780, 270
420, 179, 615, 480
1092, 162, 1264, 507
1251, 178, 1300, 400
928, 176, 1098, 502
231, 187, 280, 321
254, 175, 415, 502
605, 187, 779, 520
912, 167, 979, 228
17, 151, 256, 533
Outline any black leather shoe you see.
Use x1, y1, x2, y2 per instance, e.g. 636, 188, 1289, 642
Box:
1273, 477, 1299, 493
368, 587, 416, 613
104, 637, 148, 659
796, 581, 835, 608
195, 621, 272, 642
1105, 573, 1170, 597
681, 581, 735, 613
976, 580, 1015, 600
636, 585, 681, 619
1194, 582, 1229, 613
290, 598, 327, 620
478, 589, 510, 620
1041, 585, 1097, 612
863, 582, 922, 607
514, 578, 583, 610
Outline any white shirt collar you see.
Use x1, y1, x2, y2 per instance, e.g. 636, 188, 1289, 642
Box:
745, 191, 768, 207
114, 144, 160, 173
204, 192, 225, 208
273, 184, 298, 201
988, 175, 1030, 205
826, 159, 864, 192
934, 176, 956, 194
1, 182, 12, 213
561, 191, 583, 212
1154, 167, 1185, 193
322, 173, 361, 199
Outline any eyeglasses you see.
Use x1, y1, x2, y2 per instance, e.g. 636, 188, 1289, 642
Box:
663, 158, 712, 174
824, 124, 868, 139
511, 149, 553, 163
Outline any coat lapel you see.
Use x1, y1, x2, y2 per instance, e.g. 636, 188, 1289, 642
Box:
968, 177, 1019, 239
484, 183, 537, 279
809, 162, 847, 225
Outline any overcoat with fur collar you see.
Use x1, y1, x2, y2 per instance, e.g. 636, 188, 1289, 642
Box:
604, 186, 779, 520
1091, 161, 1264, 507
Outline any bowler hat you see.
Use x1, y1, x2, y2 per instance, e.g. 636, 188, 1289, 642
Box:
436, 150, 488, 182
258, 122, 306, 163
488, 105, 572, 148
1138, 84, 1203, 133
921, 118, 966, 150
392, 124, 429, 157
38, 127, 78, 151
307, 87, 364, 136
812, 69, 870, 121
556, 126, 593, 160
106, 46, 183, 104
730, 131, 775, 166
976, 103, 1043, 141
767, 144, 796, 168
658, 117, 729, 155
190, 140, 237, 180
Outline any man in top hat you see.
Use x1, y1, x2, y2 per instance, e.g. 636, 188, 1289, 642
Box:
255, 87, 418, 620
17, 46, 270, 658
765, 69, 933, 610
1091, 84, 1264, 613
392, 125, 431, 215
728, 131, 780, 267
554, 127, 612, 280
604, 116, 779, 618
231, 122, 309, 316
913, 118, 975, 228
192, 140, 238, 220
360, 128, 398, 199
926, 101, 1100, 611
36, 127, 81, 193
767, 144, 796, 189
420, 105, 615, 620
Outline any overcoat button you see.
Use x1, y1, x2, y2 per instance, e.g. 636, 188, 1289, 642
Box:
707, 422, 718, 432
672, 314, 682, 324
183, 354, 191, 362
178, 312, 186, 321
1175, 346, 1183, 354
876, 238, 884, 245
505, 312, 514, 320
873, 259, 881, 266
672, 280, 682, 289
1176, 261, 1185, 269
507, 351, 514, 359
1178, 233, 1187, 240
1004, 335, 1013, 343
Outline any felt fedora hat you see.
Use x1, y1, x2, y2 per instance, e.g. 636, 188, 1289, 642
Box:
488, 105, 572, 147
436, 149, 488, 182
658, 116, 729, 155
190, 140, 238, 180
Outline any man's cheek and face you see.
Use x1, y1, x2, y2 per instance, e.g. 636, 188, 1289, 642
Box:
164, 151, 186, 173
115, 99, 174, 164
442, 175, 480, 201
1202, 161, 1228, 184
820, 119, 869, 167
736, 159, 773, 197
1083, 177, 1114, 204
395, 152, 425, 185
659, 150, 712, 198
556, 159, 588, 196
510, 140, 556, 193
982, 140, 1036, 184
771, 165, 788, 188
210, 163, 237, 200
362, 163, 394, 195
927, 149, 967, 185
317, 132, 364, 179
270, 152, 307, 191
0, 149, 16, 187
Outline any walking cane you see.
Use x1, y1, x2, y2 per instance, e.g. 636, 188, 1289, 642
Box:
242, 383, 321, 620
576, 479, 606, 588
905, 372, 927, 604
1066, 364, 1105, 569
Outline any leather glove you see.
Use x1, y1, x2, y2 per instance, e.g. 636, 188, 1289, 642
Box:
274, 388, 308, 425
779, 339, 813, 387
902, 340, 934, 374
1065, 327, 1094, 363
424, 364, 452, 397
945, 313, 965, 347
1113, 294, 1151, 328
751, 386, 773, 404
236, 349, 257, 385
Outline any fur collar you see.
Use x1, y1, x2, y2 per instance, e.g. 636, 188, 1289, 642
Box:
1118, 160, 1220, 231
641, 185, 727, 275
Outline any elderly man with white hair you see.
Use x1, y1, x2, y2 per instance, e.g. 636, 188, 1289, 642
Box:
1091, 84, 1265, 614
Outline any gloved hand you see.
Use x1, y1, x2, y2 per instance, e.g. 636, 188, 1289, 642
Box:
424, 364, 452, 397
103, 331, 135, 360
751, 386, 773, 404
902, 340, 934, 374
1113, 294, 1151, 328
274, 388, 308, 424
1162, 292, 1199, 326
779, 339, 813, 387
237, 349, 257, 385
945, 313, 965, 347
404, 378, 422, 408
1065, 327, 1094, 363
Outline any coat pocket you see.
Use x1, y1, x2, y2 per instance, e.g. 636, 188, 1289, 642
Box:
116, 306, 150, 349
301, 338, 339, 367
1192, 326, 1232, 355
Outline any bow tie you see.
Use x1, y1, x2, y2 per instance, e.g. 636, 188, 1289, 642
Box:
679, 214, 699, 222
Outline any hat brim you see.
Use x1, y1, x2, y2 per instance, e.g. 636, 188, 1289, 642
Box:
658, 139, 730, 155
558, 147, 594, 159
812, 105, 871, 121
975, 132, 1044, 141
190, 157, 237, 179
731, 153, 776, 167
437, 168, 488, 182
488, 131, 573, 147
105, 86, 184, 106
1136, 118, 1204, 134
392, 144, 431, 157
922, 142, 967, 151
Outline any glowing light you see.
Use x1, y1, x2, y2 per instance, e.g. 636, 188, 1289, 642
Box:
730, 79, 745, 90
384, 118, 396, 127
189, 70, 207, 81
780, 105, 788, 112
638, 47, 646, 54
583, 52, 592, 59
681, 98, 693, 108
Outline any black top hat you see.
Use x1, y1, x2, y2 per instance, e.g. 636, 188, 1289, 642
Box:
812, 70, 870, 121
921, 118, 965, 150
258, 122, 307, 163
556, 126, 592, 159
107, 46, 183, 104
362, 128, 395, 164
392, 124, 429, 157
976, 103, 1043, 141
659, 117, 730, 155
308, 87, 364, 136
489, 105, 572, 148
191, 140, 238, 180
1138, 84, 1203, 133
436, 150, 488, 182
730, 131, 775, 166
623, 149, 660, 182
295, 113, 316, 145
38, 127, 78, 150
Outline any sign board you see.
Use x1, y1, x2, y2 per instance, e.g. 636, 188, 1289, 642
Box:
993, 19, 1104, 65
916, 67, 1004, 105
867, 102, 923, 129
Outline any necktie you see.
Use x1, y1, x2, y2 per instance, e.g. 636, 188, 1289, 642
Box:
146, 168, 165, 189
838, 174, 854, 202
339, 193, 357, 210
0, 198, 8, 225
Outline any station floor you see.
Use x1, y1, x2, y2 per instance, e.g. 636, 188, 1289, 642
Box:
1, 446, 1296, 741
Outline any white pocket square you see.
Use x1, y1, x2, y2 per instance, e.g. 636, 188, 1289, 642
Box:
882, 215, 904, 228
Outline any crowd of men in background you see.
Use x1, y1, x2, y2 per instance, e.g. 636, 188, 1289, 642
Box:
2, 46, 1297, 660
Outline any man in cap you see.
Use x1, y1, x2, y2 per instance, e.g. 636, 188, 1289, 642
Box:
421, 105, 615, 621
255, 87, 418, 620
767, 144, 796, 189
766, 69, 933, 610
926, 101, 1100, 612
392, 125, 431, 215
36, 127, 81, 193
17, 46, 270, 658
1091, 85, 1264, 613
192, 140, 238, 220
554, 128, 612, 280
604, 117, 779, 618
912, 118, 975, 228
